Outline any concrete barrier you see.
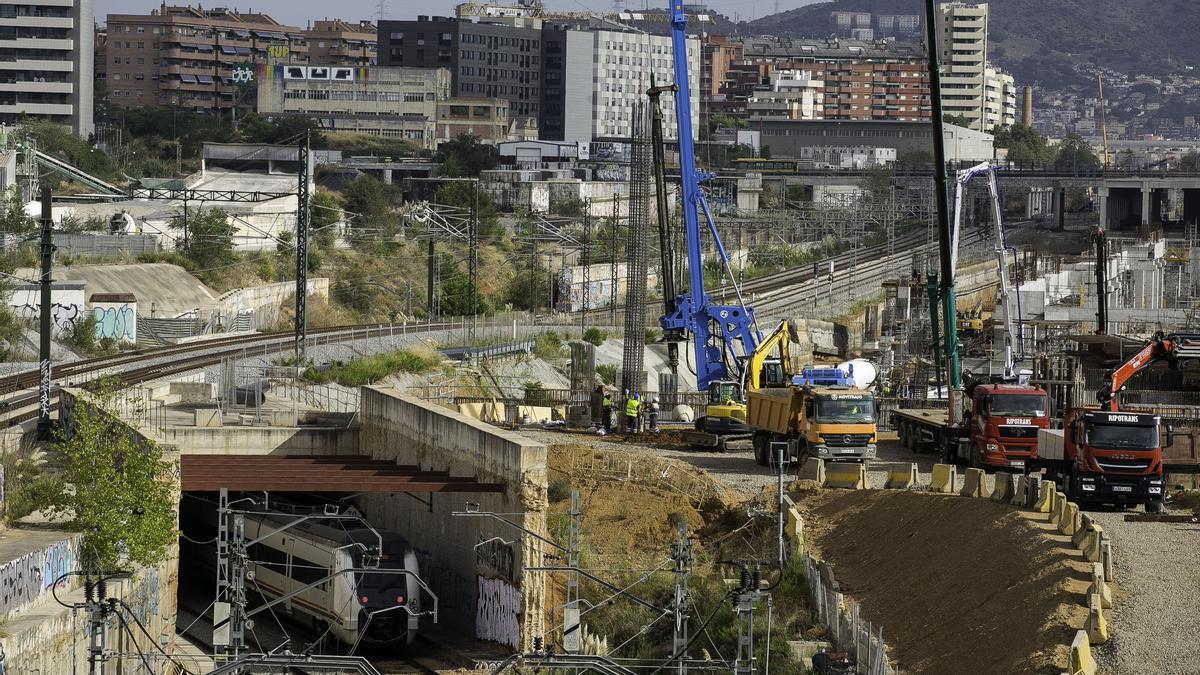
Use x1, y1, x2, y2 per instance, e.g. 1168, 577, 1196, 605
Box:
821, 460, 867, 490
929, 464, 957, 493
960, 467, 985, 497
1089, 563, 1112, 610
194, 408, 221, 427
1058, 502, 1080, 536
1069, 630, 1097, 675
1025, 476, 1042, 508
1083, 529, 1107, 563
1101, 540, 1115, 583
1072, 514, 1095, 549
1053, 491, 1069, 525
1034, 480, 1053, 512
885, 463, 918, 489
1085, 592, 1109, 644
991, 471, 1014, 502
785, 507, 805, 555
1011, 475, 1026, 506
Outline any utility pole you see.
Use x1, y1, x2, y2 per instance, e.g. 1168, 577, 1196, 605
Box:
37, 186, 53, 440
670, 522, 692, 674
86, 578, 110, 675
733, 563, 765, 675
469, 179, 479, 350
427, 240, 436, 319
563, 490, 582, 653
924, 0, 961, 422
774, 442, 789, 570
295, 131, 311, 365
581, 201, 592, 331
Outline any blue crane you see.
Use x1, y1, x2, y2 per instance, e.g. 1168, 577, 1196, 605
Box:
657, 2, 760, 392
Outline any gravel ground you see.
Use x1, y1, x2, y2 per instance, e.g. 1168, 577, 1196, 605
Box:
1091, 509, 1200, 673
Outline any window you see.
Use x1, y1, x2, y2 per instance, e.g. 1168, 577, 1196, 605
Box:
291, 555, 328, 587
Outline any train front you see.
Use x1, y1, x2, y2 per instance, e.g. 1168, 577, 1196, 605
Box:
348, 530, 423, 645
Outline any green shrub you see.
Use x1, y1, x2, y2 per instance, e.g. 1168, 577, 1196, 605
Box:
582, 327, 608, 346
596, 364, 617, 386
534, 331, 563, 359
304, 349, 439, 386
522, 381, 550, 406
547, 476, 571, 503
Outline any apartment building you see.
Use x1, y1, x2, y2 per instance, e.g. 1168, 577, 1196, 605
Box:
378, 15, 543, 123
541, 24, 699, 144
104, 5, 309, 112
715, 40, 930, 124
0, 0, 93, 135
436, 97, 510, 142
933, 2, 1016, 131
305, 19, 376, 67
746, 69, 824, 121
256, 65, 449, 148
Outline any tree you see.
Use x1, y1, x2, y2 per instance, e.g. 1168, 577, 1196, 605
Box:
1053, 133, 1102, 173
942, 113, 973, 128
36, 388, 177, 570
437, 252, 490, 316
994, 124, 1055, 167
435, 135, 498, 177
711, 114, 748, 130
310, 190, 342, 248
1180, 151, 1200, 172
1115, 149, 1138, 170
861, 165, 894, 204
433, 181, 504, 241
171, 207, 235, 271
238, 113, 327, 146
895, 148, 933, 170
340, 175, 397, 246
0, 187, 34, 235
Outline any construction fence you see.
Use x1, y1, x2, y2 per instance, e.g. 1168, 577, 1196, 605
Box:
804, 554, 892, 675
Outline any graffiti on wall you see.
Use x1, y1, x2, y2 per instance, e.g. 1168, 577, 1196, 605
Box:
475, 538, 515, 582
93, 304, 136, 341
0, 537, 78, 615
12, 302, 83, 335
476, 576, 522, 649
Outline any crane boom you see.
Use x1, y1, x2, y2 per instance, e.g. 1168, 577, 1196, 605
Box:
659, 3, 759, 390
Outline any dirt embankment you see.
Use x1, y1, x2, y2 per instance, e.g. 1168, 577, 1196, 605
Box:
800, 490, 1088, 675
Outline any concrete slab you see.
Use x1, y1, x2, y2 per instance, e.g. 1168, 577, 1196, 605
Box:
14, 263, 219, 318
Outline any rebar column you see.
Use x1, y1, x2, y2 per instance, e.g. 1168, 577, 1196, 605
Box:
621, 101, 651, 396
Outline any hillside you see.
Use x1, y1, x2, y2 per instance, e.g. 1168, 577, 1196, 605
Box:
743, 0, 1200, 88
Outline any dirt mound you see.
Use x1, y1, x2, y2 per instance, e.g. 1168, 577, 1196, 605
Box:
800, 490, 1087, 675
572, 481, 706, 557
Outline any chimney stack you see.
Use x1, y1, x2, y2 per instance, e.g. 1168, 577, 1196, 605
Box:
1022, 85, 1033, 127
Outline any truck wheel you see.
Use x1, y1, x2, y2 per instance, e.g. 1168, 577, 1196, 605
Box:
1145, 500, 1165, 514
752, 433, 768, 466
898, 422, 908, 447
969, 443, 981, 469
904, 423, 915, 452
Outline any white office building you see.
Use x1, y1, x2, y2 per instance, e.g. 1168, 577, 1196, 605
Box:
550, 26, 698, 144
0, 0, 92, 135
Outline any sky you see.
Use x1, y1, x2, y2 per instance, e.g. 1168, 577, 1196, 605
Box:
94, 0, 826, 28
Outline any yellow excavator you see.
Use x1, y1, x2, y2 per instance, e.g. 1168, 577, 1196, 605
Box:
682, 321, 793, 451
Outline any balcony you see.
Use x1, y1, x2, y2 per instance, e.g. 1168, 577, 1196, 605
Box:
0, 80, 71, 93
1, 36, 72, 50
0, 16, 72, 28
0, 101, 72, 115
0, 58, 72, 71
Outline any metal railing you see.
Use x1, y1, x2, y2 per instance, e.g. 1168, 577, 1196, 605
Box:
805, 554, 892, 675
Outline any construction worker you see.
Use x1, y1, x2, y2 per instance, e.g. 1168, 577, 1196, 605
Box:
601, 389, 613, 431
647, 397, 660, 432
625, 392, 641, 433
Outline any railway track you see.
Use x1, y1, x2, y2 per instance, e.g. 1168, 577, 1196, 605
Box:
0, 320, 494, 429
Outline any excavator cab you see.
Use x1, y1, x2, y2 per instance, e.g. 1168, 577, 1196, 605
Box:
759, 358, 786, 388
708, 380, 742, 406
698, 380, 751, 437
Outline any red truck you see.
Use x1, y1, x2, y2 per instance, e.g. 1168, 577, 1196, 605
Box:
894, 381, 1049, 470
1035, 409, 1168, 512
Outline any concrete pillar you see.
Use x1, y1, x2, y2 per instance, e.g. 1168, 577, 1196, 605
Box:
1096, 187, 1109, 230
383, 168, 394, 185
1057, 187, 1066, 230
1141, 184, 1152, 228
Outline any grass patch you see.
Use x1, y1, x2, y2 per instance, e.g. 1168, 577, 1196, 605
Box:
583, 327, 608, 346
534, 331, 564, 359
304, 348, 440, 386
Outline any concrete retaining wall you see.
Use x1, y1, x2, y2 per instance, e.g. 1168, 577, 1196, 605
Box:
214, 277, 330, 331
356, 386, 548, 652
158, 425, 359, 454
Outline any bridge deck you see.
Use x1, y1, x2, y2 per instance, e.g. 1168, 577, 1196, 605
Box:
180, 454, 505, 492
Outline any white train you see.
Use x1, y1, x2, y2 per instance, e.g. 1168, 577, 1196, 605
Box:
182, 497, 424, 646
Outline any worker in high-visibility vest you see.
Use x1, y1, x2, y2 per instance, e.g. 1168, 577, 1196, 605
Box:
601, 391, 613, 431
625, 393, 640, 433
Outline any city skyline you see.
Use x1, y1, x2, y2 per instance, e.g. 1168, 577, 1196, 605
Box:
95, 0, 825, 27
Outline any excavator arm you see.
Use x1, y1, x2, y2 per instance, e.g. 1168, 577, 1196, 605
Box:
1100, 333, 1178, 411
744, 320, 796, 392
